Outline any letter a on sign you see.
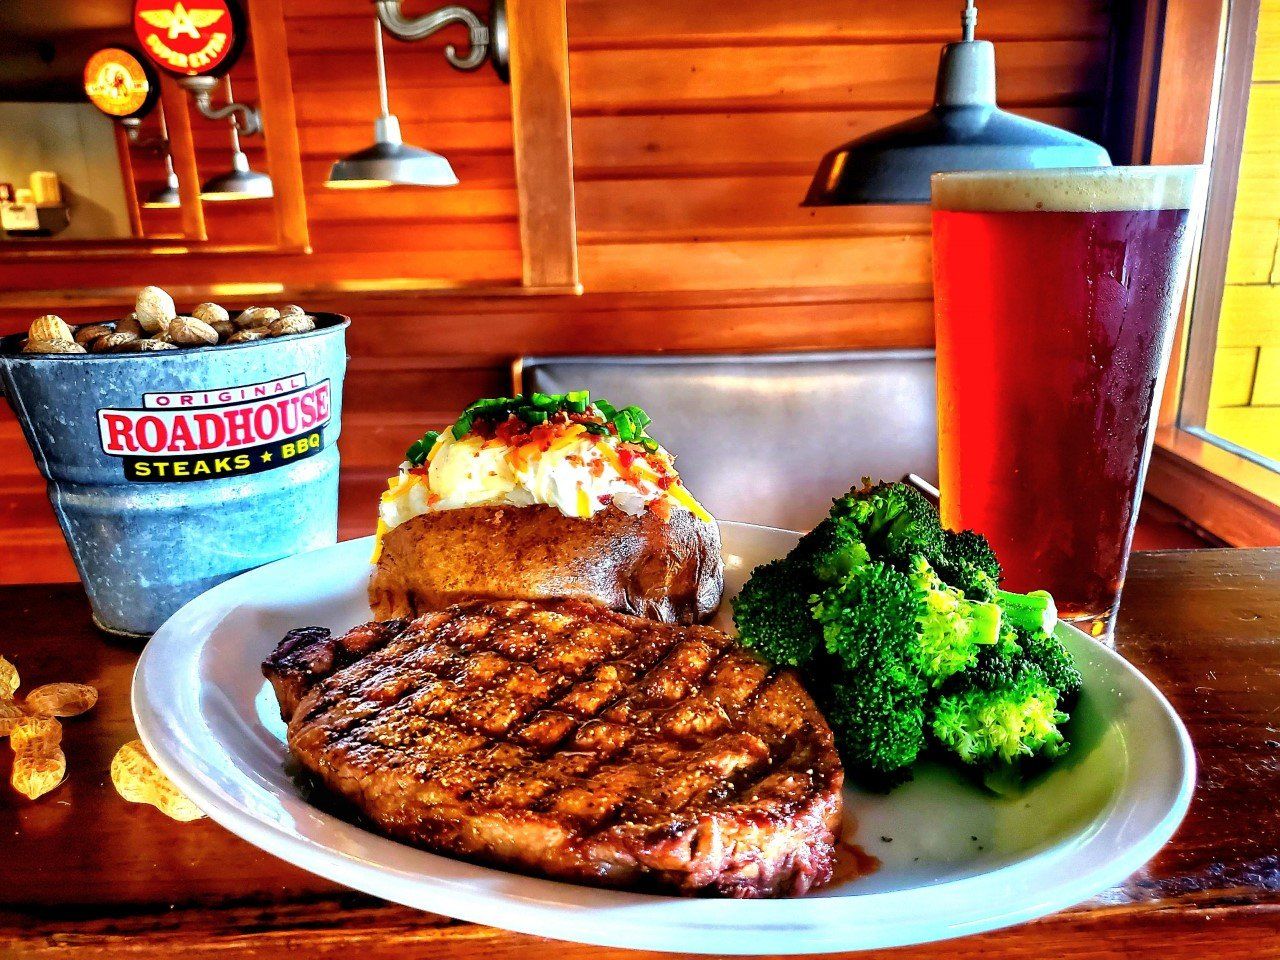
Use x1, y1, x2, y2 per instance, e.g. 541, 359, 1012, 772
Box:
133, 0, 246, 77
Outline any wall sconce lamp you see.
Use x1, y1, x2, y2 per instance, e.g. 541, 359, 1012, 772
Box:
178, 74, 262, 136
374, 0, 510, 82
327, 19, 459, 189
142, 107, 181, 209
804, 0, 1110, 205
194, 76, 273, 202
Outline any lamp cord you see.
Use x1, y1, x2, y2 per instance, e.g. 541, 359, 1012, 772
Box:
375, 18, 391, 118
962, 0, 977, 41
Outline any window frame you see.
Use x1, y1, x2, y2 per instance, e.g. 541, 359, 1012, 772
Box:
1139, 0, 1280, 545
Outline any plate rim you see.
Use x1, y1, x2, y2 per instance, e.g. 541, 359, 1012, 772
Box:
132, 522, 1196, 955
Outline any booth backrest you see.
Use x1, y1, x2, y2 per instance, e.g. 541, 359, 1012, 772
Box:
517, 351, 938, 530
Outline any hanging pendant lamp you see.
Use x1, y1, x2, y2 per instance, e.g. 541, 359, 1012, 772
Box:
142, 106, 181, 209
200, 77, 273, 202
326, 19, 459, 190
804, 0, 1110, 206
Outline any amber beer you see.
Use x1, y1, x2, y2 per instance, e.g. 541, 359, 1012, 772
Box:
931, 167, 1201, 636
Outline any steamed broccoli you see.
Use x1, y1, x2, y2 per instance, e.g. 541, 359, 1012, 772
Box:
907, 555, 1002, 682
812, 560, 926, 782
825, 481, 948, 572
731, 554, 823, 666
1015, 624, 1083, 707
996, 587, 1058, 635
930, 647, 1071, 793
811, 552, 1002, 784
729, 478, 1080, 794
936, 529, 1002, 601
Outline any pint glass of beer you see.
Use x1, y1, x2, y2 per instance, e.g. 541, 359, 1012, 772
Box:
931, 167, 1202, 638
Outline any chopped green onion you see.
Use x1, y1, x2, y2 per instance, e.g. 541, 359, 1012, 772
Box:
451, 413, 474, 440
639, 437, 660, 452
524, 409, 549, 425
529, 392, 560, 411
582, 422, 609, 435
405, 429, 441, 465
622, 405, 651, 430
565, 389, 590, 413
594, 399, 617, 419
613, 410, 637, 441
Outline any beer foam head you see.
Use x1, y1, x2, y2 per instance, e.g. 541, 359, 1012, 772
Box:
931, 166, 1203, 213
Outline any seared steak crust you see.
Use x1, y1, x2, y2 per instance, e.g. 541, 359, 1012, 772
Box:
263, 599, 843, 897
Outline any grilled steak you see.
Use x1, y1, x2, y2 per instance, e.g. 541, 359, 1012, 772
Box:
263, 599, 843, 897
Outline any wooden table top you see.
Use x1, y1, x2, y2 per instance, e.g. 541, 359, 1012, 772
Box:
2, 548, 1279, 959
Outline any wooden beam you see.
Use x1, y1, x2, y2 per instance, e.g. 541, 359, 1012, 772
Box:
112, 125, 144, 239
247, 0, 312, 253
507, 0, 580, 290
158, 76, 207, 242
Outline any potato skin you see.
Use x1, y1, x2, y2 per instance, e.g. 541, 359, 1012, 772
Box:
369, 504, 724, 624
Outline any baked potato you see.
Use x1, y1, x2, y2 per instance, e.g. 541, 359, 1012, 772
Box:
369, 502, 723, 624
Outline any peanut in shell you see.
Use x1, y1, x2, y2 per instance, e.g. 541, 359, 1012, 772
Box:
167, 316, 219, 347
74, 324, 114, 347
267, 314, 315, 337
22, 340, 85, 355
29, 315, 73, 343
92, 332, 140, 353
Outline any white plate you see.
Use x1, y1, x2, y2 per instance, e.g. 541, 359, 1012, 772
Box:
133, 521, 1194, 955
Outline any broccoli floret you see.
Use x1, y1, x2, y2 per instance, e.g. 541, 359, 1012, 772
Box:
908, 556, 1002, 682
931, 648, 1070, 793
812, 561, 926, 783
817, 656, 925, 790
1015, 625, 1083, 707
806, 518, 872, 585
732, 555, 824, 667
936, 529, 1002, 600
826, 481, 948, 572
996, 587, 1058, 635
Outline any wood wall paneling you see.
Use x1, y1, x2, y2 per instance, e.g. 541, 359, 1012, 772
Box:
0, 0, 1121, 583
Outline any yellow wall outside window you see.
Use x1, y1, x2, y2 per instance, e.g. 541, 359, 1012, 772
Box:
1210, 0, 1280, 462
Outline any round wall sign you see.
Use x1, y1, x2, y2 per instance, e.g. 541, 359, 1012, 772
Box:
84, 47, 159, 120
133, 0, 246, 77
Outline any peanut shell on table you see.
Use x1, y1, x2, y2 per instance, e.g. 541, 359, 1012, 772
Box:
23, 682, 97, 719
74, 324, 114, 347
29, 315, 73, 343
92, 332, 140, 353
267, 314, 315, 337
167, 316, 219, 347
22, 340, 85, 355
235, 306, 279, 329
192, 302, 230, 326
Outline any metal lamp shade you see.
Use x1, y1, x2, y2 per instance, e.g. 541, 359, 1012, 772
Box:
805, 41, 1110, 206
200, 150, 274, 202
142, 172, 181, 209
326, 115, 458, 189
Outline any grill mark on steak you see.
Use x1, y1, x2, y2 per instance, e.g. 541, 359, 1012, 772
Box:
263, 598, 843, 897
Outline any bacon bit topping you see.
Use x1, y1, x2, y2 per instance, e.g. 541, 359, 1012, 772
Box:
648, 498, 672, 521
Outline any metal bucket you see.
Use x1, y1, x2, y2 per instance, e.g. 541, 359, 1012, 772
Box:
0, 314, 349, 638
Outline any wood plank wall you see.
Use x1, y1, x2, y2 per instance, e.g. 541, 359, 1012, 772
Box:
0, 0, 1116, 582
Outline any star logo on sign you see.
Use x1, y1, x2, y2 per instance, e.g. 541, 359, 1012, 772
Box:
261, 451, 273, 463
139, 2, 225, 41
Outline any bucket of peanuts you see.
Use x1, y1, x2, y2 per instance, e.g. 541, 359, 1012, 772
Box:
0, 286, 349, 638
